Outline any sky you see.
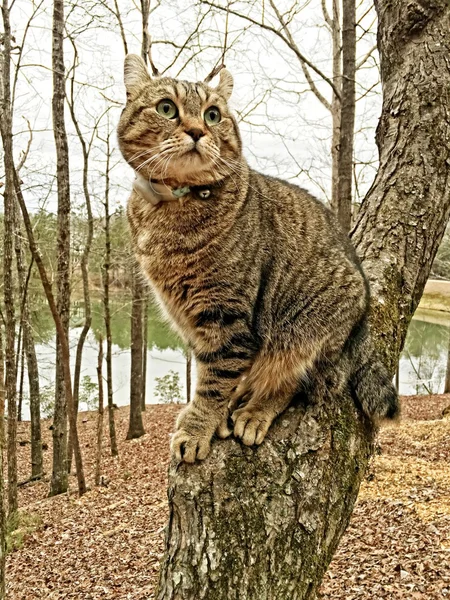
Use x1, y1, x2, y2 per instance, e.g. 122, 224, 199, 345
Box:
5, 0, 382, 217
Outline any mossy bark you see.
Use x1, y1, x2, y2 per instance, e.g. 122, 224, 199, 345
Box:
158, 386, 373, 600
157, 2, 450, 598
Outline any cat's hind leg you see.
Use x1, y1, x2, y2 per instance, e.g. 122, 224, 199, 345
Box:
230, 347, 319, 446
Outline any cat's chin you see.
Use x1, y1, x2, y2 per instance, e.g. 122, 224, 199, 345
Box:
143, 154, 221, 187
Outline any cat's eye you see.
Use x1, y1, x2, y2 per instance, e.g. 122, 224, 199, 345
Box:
204, 106, 221, 125
156, 99, 178, 119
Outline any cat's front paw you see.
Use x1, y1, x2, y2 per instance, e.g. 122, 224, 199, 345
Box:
231, 405, 275, 447
171, 428, 213, 463
171, 403, 223, 463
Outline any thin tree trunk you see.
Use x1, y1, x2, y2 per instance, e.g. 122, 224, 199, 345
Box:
50, 0, 71, 497
95, 336, 104, 486
102, 131, 118, 457
0, 324, 6, 600
444, 335, 450, 394
186, 348, 192, 404
126, 261, 145, 440
141, 293, 148, 411
12, 168, 87, 497
14, 215, 42, 475
0, 0, 18, 518
67, 43, 94, 473
17, 342, 25, 422
336, 0, 356, 233
329, 0, 341, 214
157, 3, 450, 597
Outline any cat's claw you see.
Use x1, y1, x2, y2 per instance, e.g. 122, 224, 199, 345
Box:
231, 406, 274, 446
171, 429, 212, 463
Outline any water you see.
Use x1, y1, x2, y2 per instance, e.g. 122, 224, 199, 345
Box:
20, 300, 450, 419
21, 296, 194, 419
399, 308, 450, 395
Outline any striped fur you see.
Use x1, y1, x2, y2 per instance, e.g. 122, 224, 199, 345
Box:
118, 55, 399, 463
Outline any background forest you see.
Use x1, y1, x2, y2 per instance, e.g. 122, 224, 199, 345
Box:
1, 0, 450, 598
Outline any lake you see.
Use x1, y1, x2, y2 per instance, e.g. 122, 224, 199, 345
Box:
20, 300, 450, 419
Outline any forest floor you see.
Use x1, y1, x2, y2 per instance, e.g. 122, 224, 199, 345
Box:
6, 395, 450, 600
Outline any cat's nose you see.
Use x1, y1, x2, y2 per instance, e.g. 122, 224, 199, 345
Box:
186, 128, 205, 142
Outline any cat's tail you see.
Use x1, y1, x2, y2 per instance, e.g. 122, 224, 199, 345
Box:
348, 320, 400, 421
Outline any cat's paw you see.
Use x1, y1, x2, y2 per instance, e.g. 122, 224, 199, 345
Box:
231, 405, 275, 446
171, 429, 212, 463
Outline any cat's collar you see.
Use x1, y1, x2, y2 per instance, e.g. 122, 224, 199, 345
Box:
133, 173, 211, 206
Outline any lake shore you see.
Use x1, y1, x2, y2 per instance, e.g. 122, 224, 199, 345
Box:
420, 279, 450, 312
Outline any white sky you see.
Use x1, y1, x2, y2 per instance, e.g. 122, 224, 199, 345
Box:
5, 0, 381, 216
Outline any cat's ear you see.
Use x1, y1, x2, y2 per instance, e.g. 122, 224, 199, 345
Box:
124, 54, 151, 96
212, 69, 234, 101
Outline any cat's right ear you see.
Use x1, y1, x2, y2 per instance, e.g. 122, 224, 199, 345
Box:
124, 54, 151, 98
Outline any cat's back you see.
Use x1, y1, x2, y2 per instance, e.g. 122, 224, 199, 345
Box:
246, 169, 355, 263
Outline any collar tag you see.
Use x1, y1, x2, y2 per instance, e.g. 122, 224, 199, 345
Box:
172, 186, 190, 198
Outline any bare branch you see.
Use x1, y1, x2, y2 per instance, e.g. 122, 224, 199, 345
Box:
200, 0, 341, 101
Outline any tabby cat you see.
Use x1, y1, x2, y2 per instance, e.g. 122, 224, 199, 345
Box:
118, 54, 398, 463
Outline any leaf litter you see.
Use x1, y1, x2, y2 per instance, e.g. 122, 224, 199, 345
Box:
6, 395, 450, 599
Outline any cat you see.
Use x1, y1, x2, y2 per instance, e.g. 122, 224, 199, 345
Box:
118, 54, 399, 463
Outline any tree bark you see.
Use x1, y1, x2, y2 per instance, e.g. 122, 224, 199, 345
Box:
67, 44, 94, 473
186, 348, 192, 404
336, 0, 356, 233
95, 336, 104, 487
14, 216, 43, 478
126, 261, 145, 440
1, 0, 18, 518
329, 0, 341, 217
0, 321, 6, 600
157, 2, 450, 598
444, 335, 450, 394
102, 131, 119, 457
142, 293, 148, 411
50, 0, 71, 497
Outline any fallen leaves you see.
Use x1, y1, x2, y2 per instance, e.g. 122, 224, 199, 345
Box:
6, 395, 450, 599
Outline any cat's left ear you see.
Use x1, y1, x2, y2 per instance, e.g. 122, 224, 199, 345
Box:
124, 54, 151, 97
212, 69, 234, 101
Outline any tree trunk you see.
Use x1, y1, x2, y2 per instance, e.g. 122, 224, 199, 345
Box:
50, 0, 71, 497
141, 293, 148, 411
158, 386, 373, 600
102, 131, 118, 457
445, 335, 450, 394
126, 261, 145, 440
336, 0, 355, 233
14, 214, 43, 478
186, 348, 192, 404
1, 0, 18, 518
156, 3, 450, 597
17, 341, 25, 422
329, 0, 341, 216
67, 52, 94, 473
95, 336, 104, 486
0, 322, 6, 600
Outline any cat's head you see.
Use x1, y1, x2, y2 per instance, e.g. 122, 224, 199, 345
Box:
117, 54, 242, 187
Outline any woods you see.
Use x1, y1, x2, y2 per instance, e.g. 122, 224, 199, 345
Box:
1, 0, 450, 598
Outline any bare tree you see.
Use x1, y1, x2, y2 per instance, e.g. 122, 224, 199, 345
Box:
100, 127, 119, 457
142, 293, 149, 411
0, 322, 6, 600
0, 0, 18, 517
126, 261, 145, 440
66, 35, 96, 473
95, 335, 104, 486
14, 213, 43, 478
50, 0, 72, 496
156, 2, 450, 597
201, 0, 377, 231
186, 348, 192, 404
